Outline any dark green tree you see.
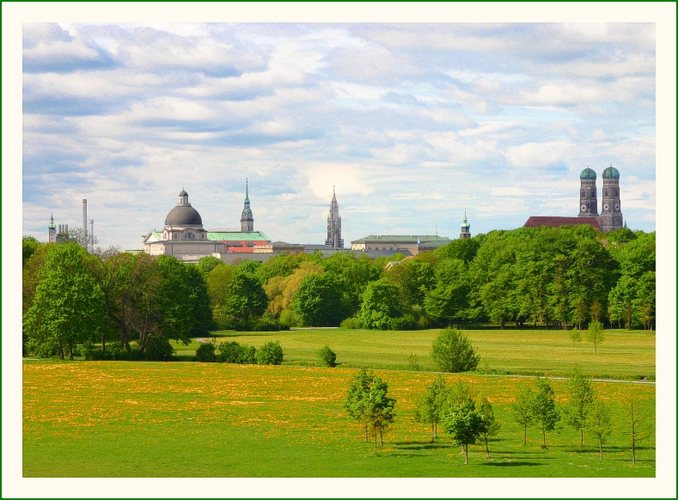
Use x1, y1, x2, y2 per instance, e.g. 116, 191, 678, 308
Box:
358, 279, 404, 330
256, 340, 284, 365
24, 244, 106, 359
196, 255, 223, 276
292, 273, 345, 326
225, 268, 268, 327
431, 328, 480, 373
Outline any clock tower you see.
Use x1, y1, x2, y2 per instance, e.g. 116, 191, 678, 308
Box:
599, 165, 623, 232
578, 167, 598, 217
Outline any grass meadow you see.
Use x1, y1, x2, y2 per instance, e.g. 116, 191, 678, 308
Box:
181, 328, 655, 380
23, 328, 656, 478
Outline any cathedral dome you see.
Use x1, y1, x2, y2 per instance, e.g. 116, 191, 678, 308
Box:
165, 206, 203, 226
164, 190, 203, 226
602, 166, 620, 179
580, 167, 596, 180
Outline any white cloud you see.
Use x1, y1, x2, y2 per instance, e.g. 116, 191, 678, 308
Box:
505, 140, 574, 168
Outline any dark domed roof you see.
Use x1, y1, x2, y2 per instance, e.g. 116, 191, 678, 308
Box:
602, 166, 620, 179
165, 205, 203, 226
580, 167, 596, 180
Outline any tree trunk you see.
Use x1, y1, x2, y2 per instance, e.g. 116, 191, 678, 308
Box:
464, 444, 469, 465
599, 438, 604, 461
523, 425, 528, 446
630, 403, 637, 464
431, 423, 436, 442
373, 427, 377, 452
580, 428, 585, 447
379, 426, 384, 448
68, 342, 74, 360
364, 424, 369, 442
542, 429, 547, 449
484, 436, 490, 458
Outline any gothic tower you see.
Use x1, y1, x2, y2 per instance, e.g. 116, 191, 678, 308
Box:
240, 178, 254, 232
459, 211, 471, 239
578, 167, 598, 216
599, 165, 623, 232
48, 213, 56, 243
325, 186, 343, 249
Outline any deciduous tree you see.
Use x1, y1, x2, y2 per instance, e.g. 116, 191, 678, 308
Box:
532, 378, 560, 448
564, 367, 595, 447
431, 328, 480, 373
414, 375, 450, 442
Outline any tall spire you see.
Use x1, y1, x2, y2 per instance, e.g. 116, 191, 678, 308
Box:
240, 178, 254, 232
48, 213, 57, 242
325, 186, 343, 249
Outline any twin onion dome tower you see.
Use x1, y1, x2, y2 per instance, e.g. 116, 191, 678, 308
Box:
578, 165, 624, 232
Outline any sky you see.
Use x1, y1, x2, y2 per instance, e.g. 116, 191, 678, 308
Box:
21, 20, 657, 250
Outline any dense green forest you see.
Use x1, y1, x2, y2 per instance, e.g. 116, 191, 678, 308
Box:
22, 225, 655, 359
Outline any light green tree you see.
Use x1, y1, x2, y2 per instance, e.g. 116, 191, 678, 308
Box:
431, 328, 480, 373
564, 367, 595, 447
512, 386, 535, 446
441, 396, 485, 464
532, 378, 560, 448
588, 400, 612, 461
586, 320, 605, 354
414, 375, 450, 442
478, 397, 500, 458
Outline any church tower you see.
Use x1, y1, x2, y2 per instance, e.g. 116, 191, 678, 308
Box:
48, 213, 57, 243
325, 186, 343, 249
240, 178, 254, 232
578, 167, 598, 216
459, 211, 471, 239
599, 165, 623, 232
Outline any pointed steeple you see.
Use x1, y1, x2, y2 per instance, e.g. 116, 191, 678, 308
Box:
240, 178, 254, 232
460, 210, 471, 239
325, 186, 343, 249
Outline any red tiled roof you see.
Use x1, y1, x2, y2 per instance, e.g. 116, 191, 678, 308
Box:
523, 216, 602, 231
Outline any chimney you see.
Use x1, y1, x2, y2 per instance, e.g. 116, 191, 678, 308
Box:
89, 219, 94, 248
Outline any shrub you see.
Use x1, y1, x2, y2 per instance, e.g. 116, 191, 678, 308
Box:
195, 342, 217, 362
144, 336, 175, 361
339, 317, 362, 329
318, 345, 337, 367
217, 341, 257, 364
431, 328, 480, 373
256, 340, 284, 365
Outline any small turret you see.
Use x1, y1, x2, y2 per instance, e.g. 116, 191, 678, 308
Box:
240, 178, 254, 232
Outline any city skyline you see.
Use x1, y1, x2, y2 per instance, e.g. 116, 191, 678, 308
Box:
20, 16, 659, 251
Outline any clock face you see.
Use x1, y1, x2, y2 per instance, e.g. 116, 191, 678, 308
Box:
604, 204, 609, 211
581, 204, 587, 211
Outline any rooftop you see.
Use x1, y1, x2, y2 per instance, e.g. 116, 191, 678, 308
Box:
351, 234, 451, 244
523, 216, 602, 232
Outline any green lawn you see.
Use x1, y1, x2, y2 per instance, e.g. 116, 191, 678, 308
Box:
178, 328, 655, 380
23, 360, 655, 478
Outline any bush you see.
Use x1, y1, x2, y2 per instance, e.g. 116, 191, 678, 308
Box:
217, 341, 257, 364
339, 317, 362, 329
144, 336, 175, 361
252, 315, 289, 331
318, 345, 337, 367
431, 328, 480, 373
195, 342, 217, 362
256, 340, 284, 365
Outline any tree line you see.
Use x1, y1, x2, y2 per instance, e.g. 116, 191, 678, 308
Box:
22, 225, 654, 358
